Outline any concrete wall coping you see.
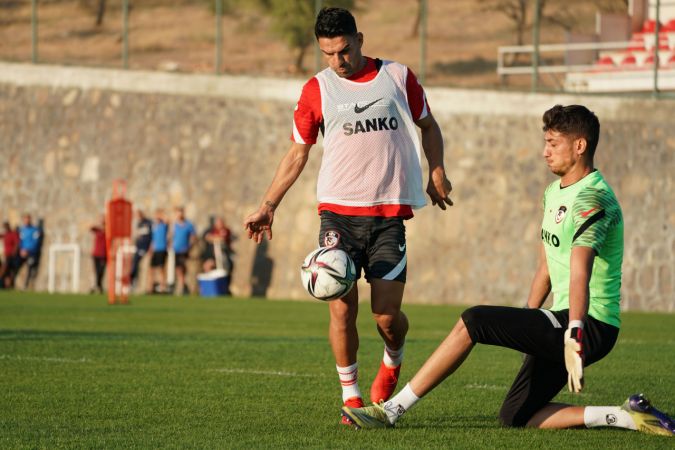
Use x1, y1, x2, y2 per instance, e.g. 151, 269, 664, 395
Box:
1, 61, 671, 120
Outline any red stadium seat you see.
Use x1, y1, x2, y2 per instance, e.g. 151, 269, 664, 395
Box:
595, 56, 614, 67
628, 35, 646, 52
594, 55, 615, 70
620, 54, 637, 66
642, 20, 661, 33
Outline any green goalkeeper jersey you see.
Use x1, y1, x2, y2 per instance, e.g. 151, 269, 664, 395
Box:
541, 170, 624, 327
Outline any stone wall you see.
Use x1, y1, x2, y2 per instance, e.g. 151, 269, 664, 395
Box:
0, 62, 672, 311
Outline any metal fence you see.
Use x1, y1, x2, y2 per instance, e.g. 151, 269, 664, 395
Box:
2, 0, 674, 96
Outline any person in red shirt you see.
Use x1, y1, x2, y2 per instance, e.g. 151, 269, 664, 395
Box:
90, 215, 107, 294
0, 222, 20, 288
244, 7, 453, 423
201, 216, 233, 274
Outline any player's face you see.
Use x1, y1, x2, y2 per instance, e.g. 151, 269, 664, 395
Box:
318, 33, 364, 78
543, 130, 583, 177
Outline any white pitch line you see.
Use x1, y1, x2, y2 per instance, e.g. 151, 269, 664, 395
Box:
211, 368, 322, 378
621, 339, 675, 346
0, 354, 89, 364
464, 383, 504, 391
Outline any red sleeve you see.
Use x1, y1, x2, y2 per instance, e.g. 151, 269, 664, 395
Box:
405, 68, 430, 121
291, 77, 322, 144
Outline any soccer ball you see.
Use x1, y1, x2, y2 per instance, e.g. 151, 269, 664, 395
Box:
300, 247, 356, 301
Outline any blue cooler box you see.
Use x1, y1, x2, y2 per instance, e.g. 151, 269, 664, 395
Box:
197, 269, 230, 297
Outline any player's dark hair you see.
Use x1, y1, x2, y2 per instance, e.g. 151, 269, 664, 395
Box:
542, 104, 600, 158
314, 7, 357, 39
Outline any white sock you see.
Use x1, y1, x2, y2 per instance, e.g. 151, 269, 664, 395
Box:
583, 406, 637, 430
336, 363, 362, 402
383, 383, 420, 424
383, 343, 404, 368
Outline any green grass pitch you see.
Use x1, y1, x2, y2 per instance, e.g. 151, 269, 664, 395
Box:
1, 291, 673, 449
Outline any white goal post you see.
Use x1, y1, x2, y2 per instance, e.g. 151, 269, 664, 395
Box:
47, 243, 81, 293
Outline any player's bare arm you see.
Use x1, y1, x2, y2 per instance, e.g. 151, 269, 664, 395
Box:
244, 142, 312, 244
564, 245, 595, 392
526, 242, 551, 309
416, 113, 453, 210
568, 246, 594, 323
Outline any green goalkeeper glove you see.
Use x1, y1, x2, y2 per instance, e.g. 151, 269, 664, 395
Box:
564, 326, 584, 393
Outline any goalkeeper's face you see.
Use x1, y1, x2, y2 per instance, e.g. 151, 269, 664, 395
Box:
542, 130, 587, 177
318, 33, 365, 78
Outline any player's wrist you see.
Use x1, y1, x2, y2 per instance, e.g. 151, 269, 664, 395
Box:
568, 319, 584, 330
566, 321, 584, 346
429, 165, 446, 178
261, 200, 278, 213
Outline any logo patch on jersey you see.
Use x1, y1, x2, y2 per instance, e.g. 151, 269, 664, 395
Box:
323, 230, 340, 248
354, 98, 383, 114
555, 205, 567, 224
580, 207, 598, 218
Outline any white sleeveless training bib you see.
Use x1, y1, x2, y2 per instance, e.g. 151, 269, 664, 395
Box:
314, 60, 426, 209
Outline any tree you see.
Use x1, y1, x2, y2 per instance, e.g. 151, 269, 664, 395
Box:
479, 0, 529, 47
262, 0, 356, 73
78, 0, 107, 27
410, 0, 422, 38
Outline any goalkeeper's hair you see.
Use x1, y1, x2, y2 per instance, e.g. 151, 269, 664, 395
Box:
542, 105, 600, 158
315, 7, 358, 39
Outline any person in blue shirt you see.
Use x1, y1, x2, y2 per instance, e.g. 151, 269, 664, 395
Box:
148, 209, 169, 294
171, 207, 196, 296
15, 214, 43, 290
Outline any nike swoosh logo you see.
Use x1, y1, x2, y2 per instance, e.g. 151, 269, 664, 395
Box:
354, 98, 383, 114
580, 207, 598, 218
398, 243, 406, 252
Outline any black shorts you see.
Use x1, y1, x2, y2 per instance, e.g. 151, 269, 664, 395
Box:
174, 252, 189, 269
318, 211, 407, 283
150, 251, 167, 267
15, 253, 39, 270
461, 306, 619, 427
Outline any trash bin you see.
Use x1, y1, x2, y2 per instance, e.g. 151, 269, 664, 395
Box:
197, 269, 230, 297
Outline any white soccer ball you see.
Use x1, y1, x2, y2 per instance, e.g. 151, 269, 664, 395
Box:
300, 247, 356, 301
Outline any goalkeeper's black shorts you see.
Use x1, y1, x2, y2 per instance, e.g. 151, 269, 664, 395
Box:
461, 306, 619, 427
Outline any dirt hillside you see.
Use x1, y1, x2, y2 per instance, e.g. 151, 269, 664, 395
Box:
0, 0, 603, 89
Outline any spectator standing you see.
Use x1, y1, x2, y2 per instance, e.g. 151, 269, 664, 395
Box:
171, 207, 196, 296
1, 222, 20, 288
130, 210, 152, 288
15, 214, 42, 290
148, 209, 169, 294
201, 216, 233, 274
89, 215, 107, 294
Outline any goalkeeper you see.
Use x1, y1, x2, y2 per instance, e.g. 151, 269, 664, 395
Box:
343, 104, 674, 436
